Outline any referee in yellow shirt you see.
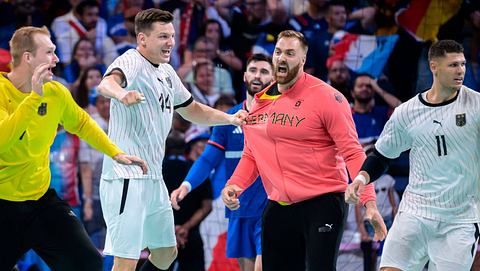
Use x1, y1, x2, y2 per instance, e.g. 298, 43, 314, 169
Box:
0, 26, 147, 271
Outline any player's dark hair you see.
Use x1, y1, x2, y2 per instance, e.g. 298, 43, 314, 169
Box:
428, 40, 464, 61
135, 8, 173, 35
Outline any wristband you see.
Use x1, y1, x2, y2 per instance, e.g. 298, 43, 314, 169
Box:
181, 181, 192, 193
355, 174, 368, 185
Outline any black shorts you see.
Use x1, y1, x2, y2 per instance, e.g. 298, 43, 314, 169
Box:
0, 189, 102, 270
261, 193, 347, 271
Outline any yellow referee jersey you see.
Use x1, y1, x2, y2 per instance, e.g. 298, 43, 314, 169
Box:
0, 72, 122, 201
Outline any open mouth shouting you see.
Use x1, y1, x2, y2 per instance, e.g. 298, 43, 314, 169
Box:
276, 63, 288, 76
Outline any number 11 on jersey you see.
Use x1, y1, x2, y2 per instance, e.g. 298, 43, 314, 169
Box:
435, 135, 447, 156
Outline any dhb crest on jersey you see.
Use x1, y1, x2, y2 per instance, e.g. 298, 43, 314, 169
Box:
38, 103, 47, 116
456, 113, 466, 127
165, 77, 173, 88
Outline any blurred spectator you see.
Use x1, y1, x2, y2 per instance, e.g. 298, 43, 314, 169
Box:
0, 49, 12, 72
49, 126, 81, 216
163, 0, 231, 67
110, 6, 139, 55
215, 0, 287, 101
74, 65, 103, 113
106, 0, 147, 55
79, 94, 111, 250
347, 1, 376, 35
0, 0, 44, 50
173, 112, 192, 134
215, 0, 287, 63
163, 131, 213, 271
468, 3, 480, 85
289, 0, 346, 79
63, 38, 106, 87
327, 58, 352, 103
52, 0, 117, 65
35, 0, 73, 27
188, 60, 220, 107
351, 73, 401, 147
214, 94, 237, 113
194, 19, 243, 72
178, 36, 234, 96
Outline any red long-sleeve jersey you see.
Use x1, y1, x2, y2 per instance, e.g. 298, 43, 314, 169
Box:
228, 72, 375, 205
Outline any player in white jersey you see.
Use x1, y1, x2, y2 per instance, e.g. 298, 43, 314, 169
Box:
97, 9, 248, 271
345, 40, 480, 271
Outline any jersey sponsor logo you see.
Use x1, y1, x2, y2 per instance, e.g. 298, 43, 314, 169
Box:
456, 113, 466, 127
38, 102, 47, 116
246, 112, 306, 127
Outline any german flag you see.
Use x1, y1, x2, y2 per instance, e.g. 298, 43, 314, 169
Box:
396, 0, 462, 41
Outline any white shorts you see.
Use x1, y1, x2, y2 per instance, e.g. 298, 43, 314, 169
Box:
100, 178, 176, 259
380, 212, 479, 271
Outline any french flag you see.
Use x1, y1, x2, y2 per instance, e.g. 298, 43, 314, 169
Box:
328, 33, 399, 78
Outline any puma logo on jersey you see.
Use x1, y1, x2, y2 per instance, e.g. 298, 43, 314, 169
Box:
318, 223, 333, 232
433, 120, 442, 127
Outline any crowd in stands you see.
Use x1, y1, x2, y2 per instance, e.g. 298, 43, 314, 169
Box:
1, 0, 479, 270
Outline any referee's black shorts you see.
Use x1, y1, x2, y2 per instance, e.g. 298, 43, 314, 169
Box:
0, 189, 103, 270
262, 192, 347, 271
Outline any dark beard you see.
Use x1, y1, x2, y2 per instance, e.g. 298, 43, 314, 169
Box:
355, 96, 372, 104
246, 80, 266, 96
275, 63, 301, 84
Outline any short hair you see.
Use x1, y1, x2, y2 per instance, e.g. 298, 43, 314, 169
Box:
327, 0, 347, 10
201, 19, 225, 41
75, 0, 100, 16
353, 73, 374, 87
193, 36, 215, 50
166, 130, 186, 155
246, 53, 272, 69
277, 30, 308, 53
193, 59, 214, 79
354, 73, 374, 81
214, 94, 236, 109
135, 8, 173, 35
428, 40, 464, 61
9, 26, 50, 68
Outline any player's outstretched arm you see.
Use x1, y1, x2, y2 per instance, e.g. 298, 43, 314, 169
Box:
176, 100, 247, 126
97, 71, 145, 106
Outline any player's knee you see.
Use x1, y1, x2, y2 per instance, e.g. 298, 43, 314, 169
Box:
150, 246, 177, 269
